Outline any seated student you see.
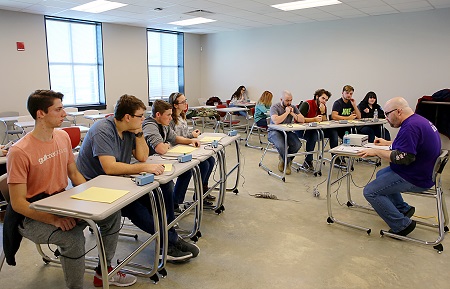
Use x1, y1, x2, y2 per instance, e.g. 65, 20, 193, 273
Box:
254, 91, 273, 127
142, 100, 212, 212
6, 90, 136, 288
76, 94, 198, 263
168, 92, 216, 201
358, 97, 441, 236
331, 85, 362, 167
297, 89, 339, 171
228, 85, 248, 117
357, 91, 391, 142
268, 90, 304, 175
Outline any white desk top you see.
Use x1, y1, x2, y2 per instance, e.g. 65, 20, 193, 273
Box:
30, 175, 160, 221
232, 101, 256, 107
0, 116, 20, 122
14, 121, 35, 129
84, 113, 110, 120
215, 107, 248, 113
66, 111, 85, 116
189, 105, 216, 110
329, 144, 391, 157
145, 155, 200, 185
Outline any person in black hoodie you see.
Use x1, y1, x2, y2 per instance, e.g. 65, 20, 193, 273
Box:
357, 91, 391, 143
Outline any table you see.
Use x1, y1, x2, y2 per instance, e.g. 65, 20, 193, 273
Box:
84, 113, 110, 122
66, 111, 84, 125
188, 105, 217, 133
144, 155, 202, 267
195, 132, 241, 213
30, 175, 161, 289
0, 116, 20, 144
261, 123, 325, 181
326, 145, 384, 234
214, 107, 249, 133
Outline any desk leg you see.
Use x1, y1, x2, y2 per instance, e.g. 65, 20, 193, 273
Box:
326, 155, 372, 234
226, 139, 241, 193
85, 219, 109, 289
154, 187, 168, 272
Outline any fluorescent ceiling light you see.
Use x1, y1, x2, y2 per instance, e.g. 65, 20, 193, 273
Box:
169, 17, 216, 26
272, 0, 341, 11
71, 0, 127, 13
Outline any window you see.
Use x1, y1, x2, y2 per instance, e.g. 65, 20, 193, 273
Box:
45, 17, 105, 109
147, 29, 184, 102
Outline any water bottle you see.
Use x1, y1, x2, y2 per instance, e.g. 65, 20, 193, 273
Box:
373, 109, 378, 122
343, 131, 350, 146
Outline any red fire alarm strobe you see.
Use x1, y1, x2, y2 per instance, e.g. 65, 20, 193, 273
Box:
17, 42, 25, 51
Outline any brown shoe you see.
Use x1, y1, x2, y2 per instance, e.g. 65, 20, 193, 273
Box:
278, 158, 284, 172
285, 161, 292, 175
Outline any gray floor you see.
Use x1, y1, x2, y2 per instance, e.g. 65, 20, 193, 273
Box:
1, 130, 450, 289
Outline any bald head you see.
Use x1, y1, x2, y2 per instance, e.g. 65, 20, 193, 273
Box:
282, 90, 292, 100
384, 97, 414, 127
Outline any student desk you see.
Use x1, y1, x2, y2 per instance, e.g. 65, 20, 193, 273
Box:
326, 145, 384, 234
144, 155, 202, 265
30, 175, 161, 289
214, 107, 249, 133
66, 111, 84, 125
196, 132, 241, 213
261, 123, 325, 181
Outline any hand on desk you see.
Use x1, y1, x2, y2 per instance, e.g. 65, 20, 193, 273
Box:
146, 164, 165, 175
374, 137, 391, 146
191, 140, 201, 148
357, 148, 377, 158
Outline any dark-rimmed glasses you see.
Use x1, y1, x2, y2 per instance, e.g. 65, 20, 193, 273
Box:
130, 114, 144, 118
384, 108, 398, 118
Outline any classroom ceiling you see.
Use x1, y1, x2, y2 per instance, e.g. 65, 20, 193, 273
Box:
1, 0, 450, 34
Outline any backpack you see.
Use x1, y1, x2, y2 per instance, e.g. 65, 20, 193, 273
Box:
206, 96, 222, 106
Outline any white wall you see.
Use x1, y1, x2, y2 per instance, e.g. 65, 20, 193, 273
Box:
199, 8, 450, 140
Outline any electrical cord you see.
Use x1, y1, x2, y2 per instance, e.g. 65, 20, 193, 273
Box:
47, 217, 125, 259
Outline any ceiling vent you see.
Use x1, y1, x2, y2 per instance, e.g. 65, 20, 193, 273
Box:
184, 9, 214, 17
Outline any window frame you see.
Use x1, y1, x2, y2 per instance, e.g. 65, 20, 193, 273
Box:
146, 28, 184, 104
45, 16, 106, 110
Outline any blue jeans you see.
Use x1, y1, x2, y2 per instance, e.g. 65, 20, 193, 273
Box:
297, 128, 339, 162
363, 166, 427, 232
228, 103, 247, 117
199, 156, 215, 186
268, 130, 301, 163
358, 125, 391, 143
122, 182, 179, 245
173, 170, 192, 206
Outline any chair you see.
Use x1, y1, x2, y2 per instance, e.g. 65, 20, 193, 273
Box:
0, 111, 22, 144
245, 107, 268, 150
61, 127, 81, 151
0, 173, 61, 272
214, 104, 240, 133
380, 150, 449, 253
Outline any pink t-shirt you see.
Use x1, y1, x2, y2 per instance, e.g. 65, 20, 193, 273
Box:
7, 130, 74, 199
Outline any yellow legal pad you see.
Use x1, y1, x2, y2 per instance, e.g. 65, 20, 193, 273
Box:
199, 136, 223, 143
167, 145, 197, 154
70, 187, 129, 204
163, 164, 173, 172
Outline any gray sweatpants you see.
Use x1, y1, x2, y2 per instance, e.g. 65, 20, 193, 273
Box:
19, 211, 121, 289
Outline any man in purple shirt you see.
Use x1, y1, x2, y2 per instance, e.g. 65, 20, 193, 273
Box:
358, 97, 441, 236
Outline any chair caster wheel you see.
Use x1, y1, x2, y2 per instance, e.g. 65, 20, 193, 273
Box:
42, 257, 51, 264
326, 217, 334, 224
191, 235, 199, 242
233, 189, 239, 194
433, 244, 443, 253
150, 273, 159, 284
159, 268, 167, 278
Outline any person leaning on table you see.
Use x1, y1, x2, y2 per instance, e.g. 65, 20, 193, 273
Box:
76, 94, 198, 263
268, 90, 305, 175
357, 97, 441, 236
6, 89, 136, 288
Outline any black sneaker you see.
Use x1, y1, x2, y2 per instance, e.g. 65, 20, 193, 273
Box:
403, 206, 415, 218
203, 199, 214, 206
174, 205, 185, 215
175, 238, 200, 258
388, 220, 416, 236
302, 160, 314, 172
205, 194, 216, 201
167, 244, 193, 263
334, 157, 347, 169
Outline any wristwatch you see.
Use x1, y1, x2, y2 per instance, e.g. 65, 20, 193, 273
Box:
135, 131, 144, 138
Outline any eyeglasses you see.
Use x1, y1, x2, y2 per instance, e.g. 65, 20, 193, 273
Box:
384, 108, 398, 118
130, 114, 144, 118
369, 96, 376, 99
177, 99, 187, 104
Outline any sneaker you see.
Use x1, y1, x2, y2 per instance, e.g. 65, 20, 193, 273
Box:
94, 266, 137, 287
205, 194, 216, 201
388, 220, 416, 236
167, 244, 193, 263
334, 157, 347, 169
302, 160, 314, 172
403, 206, 415, 218
203, 199, 214, 206
175, 238, 200, 258
174, 205, 185, 215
